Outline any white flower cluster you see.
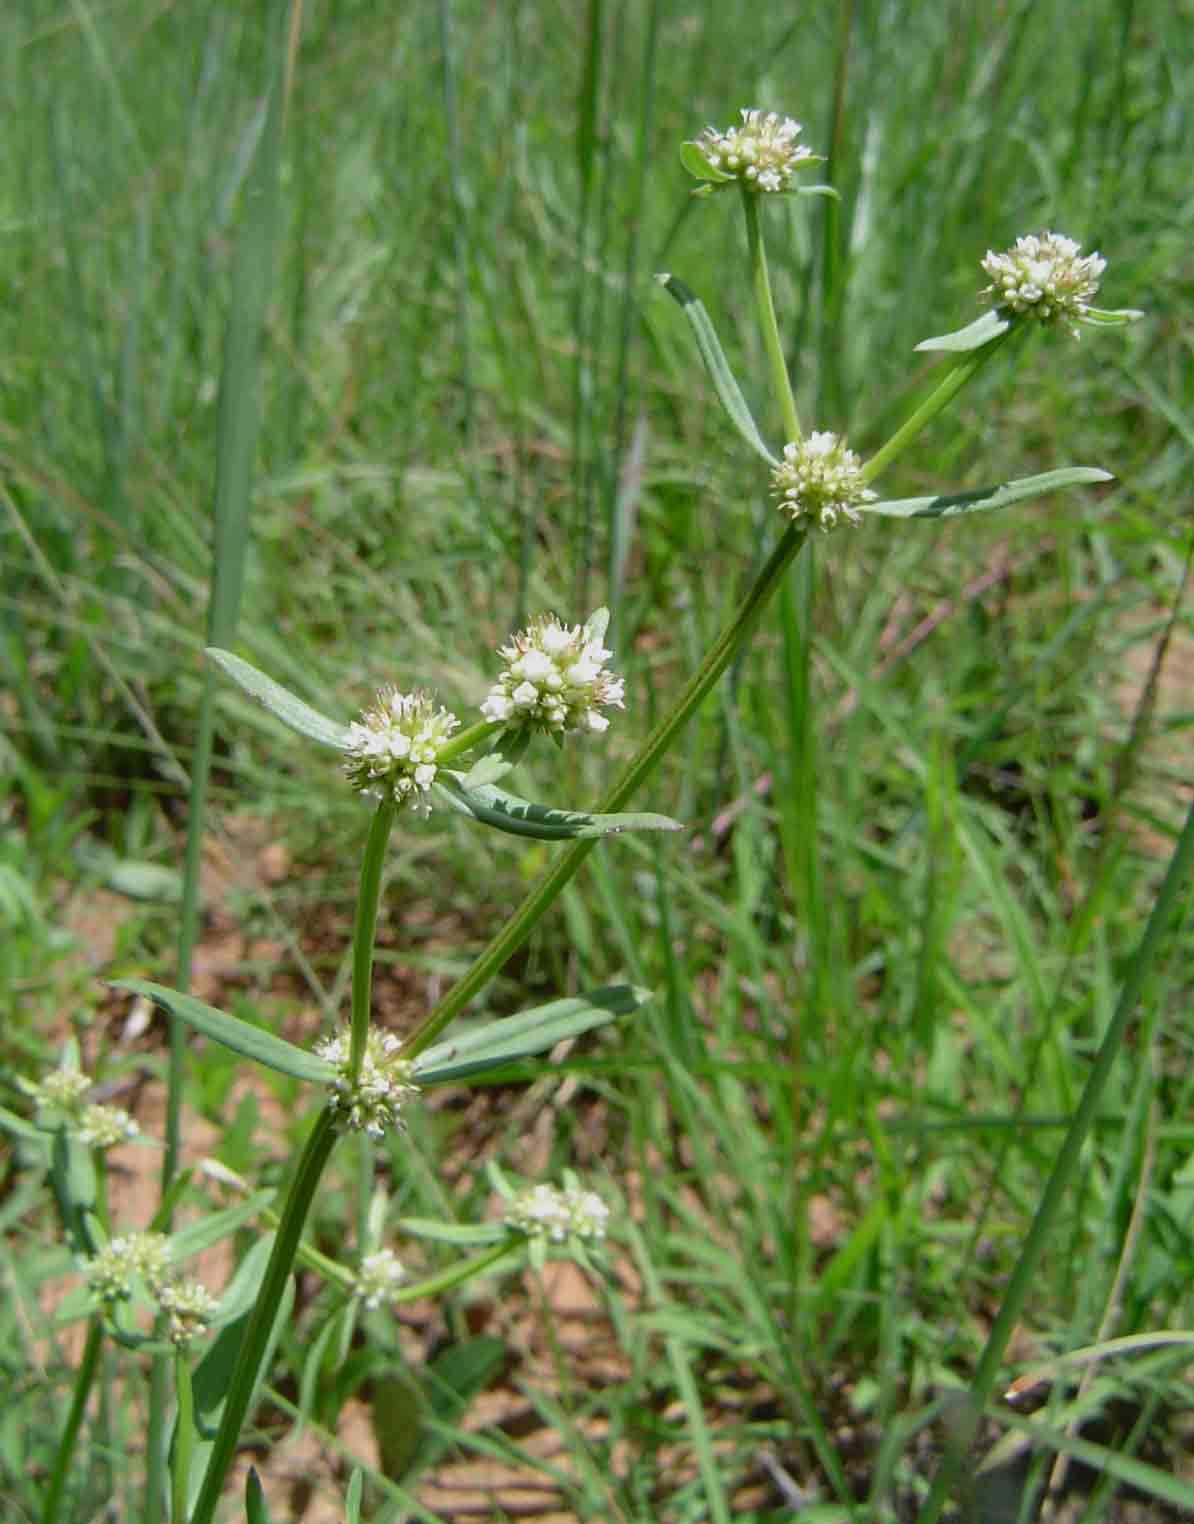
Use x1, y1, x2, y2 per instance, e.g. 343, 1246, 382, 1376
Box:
980, 232, 1105, 335
693, 109, 814, 193
342, 689, 459, 816
78, 1103, 141, 1148
20, 1064, 140, 1150
772, 432, 876, 532
315, 1028, 419, 1138
86, 1233, 215, 1347
157, 1279, 218, 1348
482, 614, 625, 736
86, 1232, 171, 1304
505, 1182, 610, 1243
353, 1248, 407, 1310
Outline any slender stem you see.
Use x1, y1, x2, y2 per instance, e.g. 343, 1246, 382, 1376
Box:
41, 1315, 103, 1524
189, 1110, 339, 1524
171, 1353, 195, 1524
392, 1240, 522, 1302
862, 335, 1012, 485
742, 186, 800, 443
349, 801, 396, 1079
439, 718, 501, 764
915, 794, 1194, 1524
402, 522, 811, 1059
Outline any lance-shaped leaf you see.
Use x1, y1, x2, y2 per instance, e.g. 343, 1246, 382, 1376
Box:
206, 648, 349, 749
169, 1194, 277, 1264
435, 773, 682, 841
915, 309, 1012, 353
656, 273, 779, 467
865, 467, 1113, 521
413, 984, 651, 1085
1079, 305, 1145, 326
114, 980, 333, 1084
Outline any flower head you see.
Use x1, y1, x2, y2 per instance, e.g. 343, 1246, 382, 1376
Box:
77, 1103, 141, 1149
690, 109, 814, 193
482, 611, 625, 737
31, 1066, 93, 1111
342, 689, 459, 816
505, 1181, 610, 1244
353, 1248, 407, 1310
315, 1027, 419, 1138
772, 432, 875, 532
980, 232, 1105, 335
157, 1278, 217, 1347
87, 1232, 171, 1304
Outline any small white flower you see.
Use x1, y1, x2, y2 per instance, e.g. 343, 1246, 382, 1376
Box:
980, 232, 1106, 336
343, 689, 459, 816
77, 1103, 140, 1149
691, 109, 815, 193
482, 613, 625, 737
353, 1249, 407, 1310
771, 432, 876, 532
315, 1028, 420, 1138
157, 1278, 217, 1347
505, 1182, 610, 1244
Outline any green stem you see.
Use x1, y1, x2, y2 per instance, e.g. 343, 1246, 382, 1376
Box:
862, 335, 1011, 485
349, 801, 396, 1080
742, 186, 801, 442
439, 718, 501, 764
189, 1109, 339, 1524
41, 1315, 103, 1524
915, 794, 1194, 1524
392, 1240, 521, 1302
402, 522, 811, 1059
171, 1352, 195, 1524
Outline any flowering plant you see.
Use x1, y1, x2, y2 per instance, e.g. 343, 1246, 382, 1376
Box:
14, 95, 1145, 1524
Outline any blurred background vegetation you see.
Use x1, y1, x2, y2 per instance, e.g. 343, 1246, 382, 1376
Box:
2, 0, 1191, 1518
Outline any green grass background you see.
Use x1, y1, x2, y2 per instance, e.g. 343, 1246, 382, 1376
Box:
2, 0, 1192, 1519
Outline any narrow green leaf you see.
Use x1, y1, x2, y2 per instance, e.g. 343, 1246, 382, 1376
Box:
413, 984, 651, 1084
915, 309, 1011, 352
435, 773, 682, 841
0, 1105, 47, 1146
655, 273, 779, 467
245, 1468, 273, 1524
114, 980, 333, 1084
209, 1234, 279, 1328
50, 1130, 98, 1257
1081, 305, 1145, 326
169, 1193, 277, 1268
345, 1468, 364, 1524
866, 467, 1113, 520
392, 1218, 508, 1246
206, 648, 348, 750
989, 1409, 1194, 1513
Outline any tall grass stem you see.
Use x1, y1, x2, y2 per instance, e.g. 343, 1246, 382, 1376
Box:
41, 1316, 103, 1524
916, 794, 1194, 1524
